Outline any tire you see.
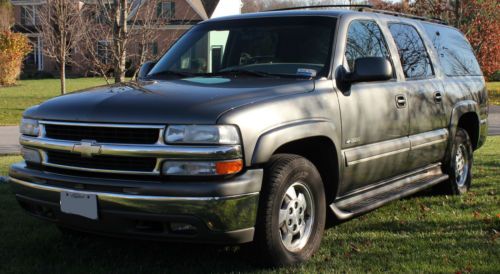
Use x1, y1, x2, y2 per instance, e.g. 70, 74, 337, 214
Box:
437, 127, 473, 195
254, 154, 326, 266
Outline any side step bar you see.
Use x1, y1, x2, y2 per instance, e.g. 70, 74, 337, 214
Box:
330, 165, 449, 220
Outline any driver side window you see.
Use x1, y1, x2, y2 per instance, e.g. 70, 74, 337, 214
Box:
345, 20, 391, 72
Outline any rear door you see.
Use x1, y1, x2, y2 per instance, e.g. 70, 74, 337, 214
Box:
336, 19, 410, 195
387, 22, 447, 170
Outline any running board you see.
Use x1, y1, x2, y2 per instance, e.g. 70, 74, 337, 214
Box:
330, 165, 449, 220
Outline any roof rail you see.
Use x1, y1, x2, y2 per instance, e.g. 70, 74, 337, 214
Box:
363, 8, 447, 25
263, 4, 447, 25
265, 4, 373, 12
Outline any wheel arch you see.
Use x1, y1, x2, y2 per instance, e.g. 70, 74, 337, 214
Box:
251, 120, 342, 205
449, 101, 481, 150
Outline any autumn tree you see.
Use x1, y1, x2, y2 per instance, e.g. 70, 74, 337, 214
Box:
36, 0, 86, 94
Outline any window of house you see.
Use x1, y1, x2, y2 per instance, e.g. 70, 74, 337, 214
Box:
344, 20, 392, 73
97, 41, 112, 64
422, 23, 481, 76
20, 6, 36, 26
157, 1, 175, 19
388, 23, 434, 80
149, 42, 159, 56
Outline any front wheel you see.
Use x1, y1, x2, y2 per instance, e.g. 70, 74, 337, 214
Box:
254, 154, 325, 266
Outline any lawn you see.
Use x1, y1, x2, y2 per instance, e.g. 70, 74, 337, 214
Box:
0, 79, 499, 126
0, 138, 498, 273
0, 78, 109, 126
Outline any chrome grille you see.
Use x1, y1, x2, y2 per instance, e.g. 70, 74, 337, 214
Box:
47, 151, 157, 172
44, 123, 160, 144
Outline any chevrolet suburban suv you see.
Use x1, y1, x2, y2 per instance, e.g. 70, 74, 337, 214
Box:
9, 7, 488, 266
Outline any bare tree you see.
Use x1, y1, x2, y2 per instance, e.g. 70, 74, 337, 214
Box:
0, 0, 13, 31
129, 0, 197, 78
96, 0, 142, 83
36, 0, 85, 94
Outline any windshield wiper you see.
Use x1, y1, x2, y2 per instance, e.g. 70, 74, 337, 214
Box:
147, 70, 194, 79
211, 69, 281, 78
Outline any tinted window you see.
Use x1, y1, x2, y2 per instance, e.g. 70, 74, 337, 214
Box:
389, 23, 434, 79
345, 20, 391, 71
422, 23, 482, 76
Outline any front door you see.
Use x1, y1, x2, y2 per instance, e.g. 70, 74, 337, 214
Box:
336, 19, 410, 195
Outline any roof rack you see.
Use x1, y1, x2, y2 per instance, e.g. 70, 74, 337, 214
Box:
264, 4, 447, 25
364, 8, 447, 24
265, 4, 373, 12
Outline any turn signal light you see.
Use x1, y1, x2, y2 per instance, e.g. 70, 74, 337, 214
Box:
216, 159, 243, 175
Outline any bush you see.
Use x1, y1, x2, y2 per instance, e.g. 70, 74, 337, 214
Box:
0, 31, 32, 86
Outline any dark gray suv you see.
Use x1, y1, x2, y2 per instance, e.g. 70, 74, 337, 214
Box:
9, 7, 488, 266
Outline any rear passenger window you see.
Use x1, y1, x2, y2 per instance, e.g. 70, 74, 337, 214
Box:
422, 23, 482, 76
345, 20, 391, 71
389, 23, 434, 79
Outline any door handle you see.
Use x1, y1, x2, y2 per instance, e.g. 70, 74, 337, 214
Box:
395, 94, 407, 108
434, 91, 442, 103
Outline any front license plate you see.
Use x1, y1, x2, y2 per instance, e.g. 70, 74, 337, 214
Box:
60, 191, 98, 220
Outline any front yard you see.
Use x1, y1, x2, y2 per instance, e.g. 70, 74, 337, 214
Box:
0, 137, 498, 273
0, 78, 108, 126
0, 78, 499, 126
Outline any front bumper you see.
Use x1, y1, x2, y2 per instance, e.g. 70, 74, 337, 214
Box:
9, 162, 263, 244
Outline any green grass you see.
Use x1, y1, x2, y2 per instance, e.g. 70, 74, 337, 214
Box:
487, 82, 500, 105
0, 138, 498, 273
0, 78, 109, 126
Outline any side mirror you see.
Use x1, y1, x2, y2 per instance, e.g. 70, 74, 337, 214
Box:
347, 57, 392, 83
137, 61, 156, 81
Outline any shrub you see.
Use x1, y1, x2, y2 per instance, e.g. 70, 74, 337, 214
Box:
0, 31, 32, 86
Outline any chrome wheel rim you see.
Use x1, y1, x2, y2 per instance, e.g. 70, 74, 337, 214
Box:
279, 182, 314, 252
455, 144, 469, 187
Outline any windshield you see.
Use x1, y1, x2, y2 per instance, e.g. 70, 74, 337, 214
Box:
148, 16, 336, 79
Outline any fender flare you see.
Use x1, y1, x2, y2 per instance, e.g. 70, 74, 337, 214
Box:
446, 100, 480, 157
251, 119, 341, 165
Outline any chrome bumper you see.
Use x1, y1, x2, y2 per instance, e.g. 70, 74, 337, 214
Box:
9, 163, 263, 243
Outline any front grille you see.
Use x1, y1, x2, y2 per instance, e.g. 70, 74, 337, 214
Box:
47, 151, 157, 172
44, 124, 160, 144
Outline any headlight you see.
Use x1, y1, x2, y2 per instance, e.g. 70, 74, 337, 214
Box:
20, 118, 40, 136
165, 125, 240, 145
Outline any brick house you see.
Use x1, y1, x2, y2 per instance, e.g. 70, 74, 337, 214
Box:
11, 0, 240, 76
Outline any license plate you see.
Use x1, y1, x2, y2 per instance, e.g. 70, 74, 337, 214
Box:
60, 191, 98, 220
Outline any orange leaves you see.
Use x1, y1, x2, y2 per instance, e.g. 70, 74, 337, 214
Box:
0, 31, 32, 86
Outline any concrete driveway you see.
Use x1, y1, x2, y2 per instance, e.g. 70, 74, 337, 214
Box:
0, 126, 20, 155
0, 106, 499, 155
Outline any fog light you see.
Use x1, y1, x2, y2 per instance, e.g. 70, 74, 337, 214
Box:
161, 159, 242, 176
170, 222, 197, 234
21, 148, 42, 164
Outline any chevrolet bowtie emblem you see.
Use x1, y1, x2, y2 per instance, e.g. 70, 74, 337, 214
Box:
72, 140, 102, 158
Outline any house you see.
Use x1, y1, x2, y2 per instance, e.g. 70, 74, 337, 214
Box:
11, 0, 241, 76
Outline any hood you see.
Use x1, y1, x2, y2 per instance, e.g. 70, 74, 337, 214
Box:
25, 77, 314, 124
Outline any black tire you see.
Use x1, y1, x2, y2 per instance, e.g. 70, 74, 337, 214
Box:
254, 154, 326, 266
436, 127, 473, 195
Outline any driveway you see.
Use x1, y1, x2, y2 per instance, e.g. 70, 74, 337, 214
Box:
0, 126, 20, 155
488, 105, 500, 136
0, 106, 499, 155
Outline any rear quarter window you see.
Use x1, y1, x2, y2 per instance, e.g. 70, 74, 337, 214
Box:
422, 23, 482, 76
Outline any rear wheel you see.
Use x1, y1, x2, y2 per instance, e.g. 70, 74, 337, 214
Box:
254, 154, 325, 266
437, 127, 473, 195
